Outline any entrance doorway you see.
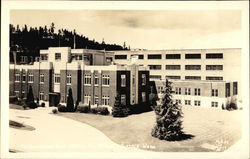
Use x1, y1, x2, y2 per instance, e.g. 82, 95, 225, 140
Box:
49, 93, 60, 107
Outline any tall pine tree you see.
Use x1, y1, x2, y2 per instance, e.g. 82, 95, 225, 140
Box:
112, 92, 129, 117
26, 85, 34, 103
66, 88, 74, 112
151, 79, 183, 141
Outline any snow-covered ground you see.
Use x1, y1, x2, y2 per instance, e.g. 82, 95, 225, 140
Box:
9, 107, 143, 152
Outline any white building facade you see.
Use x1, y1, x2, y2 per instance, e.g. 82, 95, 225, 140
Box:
113, 48, 242, 109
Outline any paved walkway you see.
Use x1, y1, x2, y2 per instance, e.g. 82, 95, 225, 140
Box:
9, 107, 143, 152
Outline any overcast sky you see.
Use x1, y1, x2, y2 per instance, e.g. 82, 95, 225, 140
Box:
10, 10, 241, 50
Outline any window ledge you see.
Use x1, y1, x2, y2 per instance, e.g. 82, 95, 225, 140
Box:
84, 84, 92, 86
102, 85, 110, 87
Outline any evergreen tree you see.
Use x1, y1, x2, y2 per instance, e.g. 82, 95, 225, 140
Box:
112, 93, 129, 117
66, 88, 74, 112
26, 85, 34, 103
151, 79, 183, 141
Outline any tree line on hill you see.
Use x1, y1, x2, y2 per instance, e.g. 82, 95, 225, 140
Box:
9, 23, 129, 57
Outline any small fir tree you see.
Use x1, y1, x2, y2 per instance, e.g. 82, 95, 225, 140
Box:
151, 79, 183, 141
26, 85, 34, 103
112, 93, 128, 117
66, 88, 74, 112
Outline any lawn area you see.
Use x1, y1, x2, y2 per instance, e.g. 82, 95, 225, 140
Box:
57, 106, 242, 152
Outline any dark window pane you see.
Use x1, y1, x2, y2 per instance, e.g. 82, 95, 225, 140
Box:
165, 65, 181, 70
206, 76, 223, 80
185, 76, 201, 80
185, 65, 201, 70
148, 54, 162, 59
206, 53, 223, 59
115, 55, 127, 59
185, 54, 201, 59
166, 76, 181, 80
166, 54, 181, 59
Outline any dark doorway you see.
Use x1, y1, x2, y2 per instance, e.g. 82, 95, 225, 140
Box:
49, 93, 60, 107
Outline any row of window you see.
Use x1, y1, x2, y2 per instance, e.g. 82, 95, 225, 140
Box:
15, 90, 46, 101
150, 75, 224, 81
176, 99, 219, 107
115, 53, 223, 60
83, 94, 110, 106
174, 88, 202, 96
148, 65, 223, 70
14, 73, 147, 87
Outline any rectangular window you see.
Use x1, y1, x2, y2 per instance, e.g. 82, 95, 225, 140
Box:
94, 75, 99, 86
142, 74, 146, 85
39, 92, 45, 100
233, 82, 238, 95
185, 76, 201, 80
176, 99, 181, 104
22, 90, 25, 98
142, 92, 146, 102
206, 65, 223, 70
84, 74, 92, 85
115, 55, 127, 59
211, 102, 218, 107
106, 57, 112, 63
132, 75, 135, 84
194, 88, 201, 96
175, 87, 181, 95
149, 75, 161, 80
165, 65, 181, 70
211, 89, 218, 97
185, 88, 191, 95
185, 65, 201, 70
138, 55, 144, 59
40, 54, 48, 61
166, 76, 181, 80
159, 86, 164, 93
166, 54, 181, 59
28, 73, 34, 83
84, 94, 91, 104
121, 94, 126, 105
14, 91, 19, 98
149, 65, 162, 70
102, 75, 110, 86
226, 83, 230, 97
102, 95, 110, 106
148, 54, 162, 59
185, 54, 201, 59
206, 53, 223, 59
40, 74, 44, 83
55, 53, 61, 61
67, 74, 71, 85
20, 56, 28, 63
121, 74, 126, 87
206, 76, 223, 81
185, 100, 191, 105
94, 95, 99, 105
22, 73, 26, 83
54, 74, 60, 84
131, 54, 144, 59
15, 73, 20, 82
194, 100, 201, 106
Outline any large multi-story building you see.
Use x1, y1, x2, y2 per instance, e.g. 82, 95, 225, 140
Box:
9, 47, 150, 107
113, 48, 242, 109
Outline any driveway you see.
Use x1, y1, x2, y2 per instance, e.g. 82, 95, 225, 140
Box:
9, 107, 143, 152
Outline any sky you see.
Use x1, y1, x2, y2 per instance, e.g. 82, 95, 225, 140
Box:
10, 10, 242, 50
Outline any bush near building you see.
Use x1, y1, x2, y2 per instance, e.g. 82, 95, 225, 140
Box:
25, 85, 38, 109
78, 105, 90, 113
151, 79, 184, 141
58, 105, 68, 112
112, 93, 130, 117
